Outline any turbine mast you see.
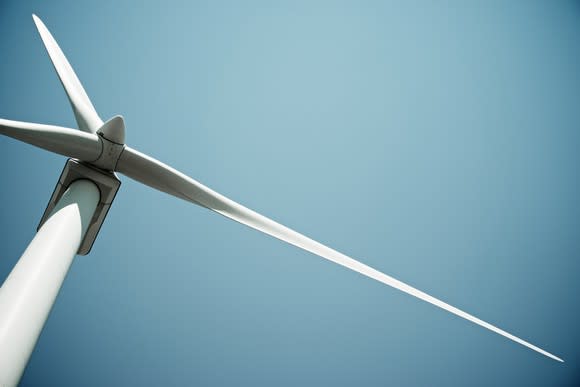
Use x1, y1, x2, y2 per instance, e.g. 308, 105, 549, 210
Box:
0, 156, 122, 387
0, 180, 98, 386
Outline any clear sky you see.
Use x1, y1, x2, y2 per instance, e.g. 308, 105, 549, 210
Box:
1, 1, 579, 385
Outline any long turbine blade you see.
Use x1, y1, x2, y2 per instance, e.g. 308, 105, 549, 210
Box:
32, 14, 103, 133
0, 118, 101, 161
116, 146, 563, 363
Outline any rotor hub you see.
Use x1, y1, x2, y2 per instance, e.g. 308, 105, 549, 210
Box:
92, 115, 126, 171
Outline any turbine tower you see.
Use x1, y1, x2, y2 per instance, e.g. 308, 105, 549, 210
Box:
0, 14, 562, 387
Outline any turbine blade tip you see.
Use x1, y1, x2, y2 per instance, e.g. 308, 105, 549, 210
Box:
546, 352, 564, 363
32, 14, 44, 28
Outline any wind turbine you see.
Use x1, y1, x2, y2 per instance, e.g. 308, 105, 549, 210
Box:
0, 14, 562, 386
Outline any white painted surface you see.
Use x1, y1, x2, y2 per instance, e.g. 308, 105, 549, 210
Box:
0, 118, 100, 161
32, 14, 103, 133
0, 180, 100, 387
117, 145, 563, 362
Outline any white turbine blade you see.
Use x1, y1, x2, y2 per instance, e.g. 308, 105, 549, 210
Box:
0, 118, 101, 161
116, 146, 563, 362
32, 14, 103, 133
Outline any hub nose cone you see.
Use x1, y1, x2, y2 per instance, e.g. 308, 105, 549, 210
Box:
98, 115, 125, 144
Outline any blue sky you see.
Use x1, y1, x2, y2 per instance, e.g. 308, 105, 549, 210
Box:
1, 1, 579, 385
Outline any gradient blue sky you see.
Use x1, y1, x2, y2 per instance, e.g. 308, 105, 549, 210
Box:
1, 1, 579, 385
